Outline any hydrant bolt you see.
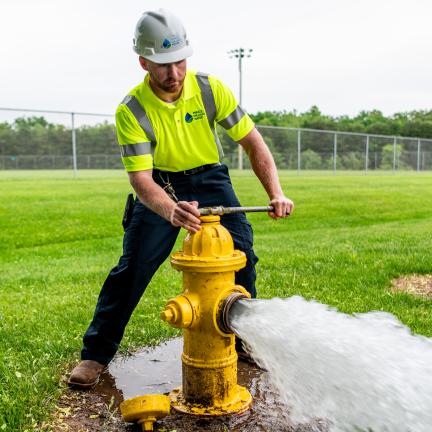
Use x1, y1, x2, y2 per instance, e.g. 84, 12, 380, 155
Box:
160, 308, 175, 323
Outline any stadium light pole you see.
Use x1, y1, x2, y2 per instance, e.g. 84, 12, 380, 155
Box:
228, 48, 253, 170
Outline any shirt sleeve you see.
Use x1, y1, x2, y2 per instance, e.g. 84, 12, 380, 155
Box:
209, 76, 255, 141
115, 103, 153, 172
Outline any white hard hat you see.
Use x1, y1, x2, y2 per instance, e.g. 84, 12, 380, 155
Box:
133, 9, 193, 64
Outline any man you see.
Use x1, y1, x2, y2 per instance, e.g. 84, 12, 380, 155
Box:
68, 8, 294, 388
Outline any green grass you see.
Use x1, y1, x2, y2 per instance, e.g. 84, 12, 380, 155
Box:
1, 169, 432, 431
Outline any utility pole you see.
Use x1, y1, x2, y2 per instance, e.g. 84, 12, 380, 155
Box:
228, 48, 253, 170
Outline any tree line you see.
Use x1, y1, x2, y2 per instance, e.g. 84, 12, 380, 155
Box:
251, 106, 432, 137
1, 106, 431, 158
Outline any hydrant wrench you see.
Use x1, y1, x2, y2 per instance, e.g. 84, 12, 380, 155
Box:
199, 205, 290, 216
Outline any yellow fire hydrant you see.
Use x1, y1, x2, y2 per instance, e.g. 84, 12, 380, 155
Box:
161, 214, 252, 416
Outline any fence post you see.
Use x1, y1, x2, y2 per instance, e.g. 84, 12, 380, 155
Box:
297, 129, 301, 175
417, 139, 421, 172
393, 136, 397, 172
365, 135, 369, 173
333, 133, 337, 174
71, 112, 77, 177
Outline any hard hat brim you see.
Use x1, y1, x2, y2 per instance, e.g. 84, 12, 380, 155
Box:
142, 45, 193, 64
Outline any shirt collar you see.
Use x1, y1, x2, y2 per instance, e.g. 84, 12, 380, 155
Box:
140, 70, 198, 109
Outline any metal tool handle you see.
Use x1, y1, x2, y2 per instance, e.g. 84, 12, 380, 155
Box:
199, 206, 273, 216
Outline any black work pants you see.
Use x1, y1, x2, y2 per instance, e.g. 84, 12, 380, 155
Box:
81, 164, 258, 365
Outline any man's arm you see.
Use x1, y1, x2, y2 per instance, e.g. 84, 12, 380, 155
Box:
238, 128, 294, 218
128, 170, 201, 233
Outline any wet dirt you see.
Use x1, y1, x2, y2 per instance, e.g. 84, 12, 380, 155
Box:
53, 338, 327, 432
391, 274, 432, 299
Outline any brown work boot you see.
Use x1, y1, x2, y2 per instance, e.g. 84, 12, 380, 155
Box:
67, 360, 106, 389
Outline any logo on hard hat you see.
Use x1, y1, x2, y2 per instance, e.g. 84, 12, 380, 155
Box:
162, 39, 172, 49
161, 35, 183, 49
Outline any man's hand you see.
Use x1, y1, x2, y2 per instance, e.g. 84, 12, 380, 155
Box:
128, 171, 201, 232
170, 201, 201, 233
269, 195, 294, 219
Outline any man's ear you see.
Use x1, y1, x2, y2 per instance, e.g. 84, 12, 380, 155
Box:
139, 56, 148, 71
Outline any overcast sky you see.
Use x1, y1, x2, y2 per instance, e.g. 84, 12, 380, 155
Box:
1, 0, 431, 125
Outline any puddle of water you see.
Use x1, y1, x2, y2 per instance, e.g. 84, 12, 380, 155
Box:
104, 338, 183, 400
96, 338, 327, 432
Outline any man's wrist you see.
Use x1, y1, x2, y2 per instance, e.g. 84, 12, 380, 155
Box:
269, 192, 285, 201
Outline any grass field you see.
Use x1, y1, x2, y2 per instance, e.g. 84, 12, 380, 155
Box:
1, 170, 432, 431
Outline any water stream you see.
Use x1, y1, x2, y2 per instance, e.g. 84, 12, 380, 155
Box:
230, 296, 432, 432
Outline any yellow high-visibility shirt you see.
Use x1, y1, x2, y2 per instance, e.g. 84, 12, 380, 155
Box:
115, 70, 255, 172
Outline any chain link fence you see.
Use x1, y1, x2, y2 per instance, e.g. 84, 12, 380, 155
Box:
1, 108, 431, 172
253, 126, 432, 172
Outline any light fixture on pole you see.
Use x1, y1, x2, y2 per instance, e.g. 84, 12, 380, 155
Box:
228, 48, 253, 170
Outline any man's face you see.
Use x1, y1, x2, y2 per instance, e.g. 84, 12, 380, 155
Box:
140, 57, 187, 95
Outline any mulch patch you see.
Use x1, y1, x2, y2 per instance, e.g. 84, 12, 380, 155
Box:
39, 373, 131, 432
391, 274, 432, 299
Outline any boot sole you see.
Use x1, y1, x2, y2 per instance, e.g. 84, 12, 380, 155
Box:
67, 377, 100, 389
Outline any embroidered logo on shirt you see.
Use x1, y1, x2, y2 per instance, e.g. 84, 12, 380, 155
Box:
185, 110, 206, 124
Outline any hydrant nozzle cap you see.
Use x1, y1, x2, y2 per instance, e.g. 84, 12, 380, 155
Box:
160, 296, 194, 328
119, 394, 170, 429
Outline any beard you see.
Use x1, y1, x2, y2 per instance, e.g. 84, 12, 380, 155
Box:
150, 72, 185, 95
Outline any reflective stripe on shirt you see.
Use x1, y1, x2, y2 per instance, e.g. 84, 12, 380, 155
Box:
219, 105, 246, 129
119, 142, 152, 157
121, 95, 156, 148
195, 72, 224, 160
